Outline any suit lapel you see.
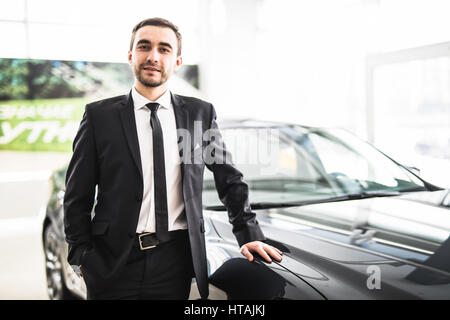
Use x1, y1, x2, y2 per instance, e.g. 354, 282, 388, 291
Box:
118, 90, 143, 179
171, 92, 189, 185
171, 92, 189, 135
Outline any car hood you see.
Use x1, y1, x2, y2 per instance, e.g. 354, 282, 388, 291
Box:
207, 190, 450, 299
396, 189, 448, 207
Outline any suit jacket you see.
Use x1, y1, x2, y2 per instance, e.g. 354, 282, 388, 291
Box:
63, 90, 265, 299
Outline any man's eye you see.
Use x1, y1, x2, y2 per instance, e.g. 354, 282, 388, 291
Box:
160, 48, 170, 53
138, 45, 149, 50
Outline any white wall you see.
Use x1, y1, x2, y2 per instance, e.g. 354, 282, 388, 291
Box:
0, 0, 202, 63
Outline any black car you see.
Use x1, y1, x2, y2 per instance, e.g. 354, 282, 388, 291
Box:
42, 120, 450, 300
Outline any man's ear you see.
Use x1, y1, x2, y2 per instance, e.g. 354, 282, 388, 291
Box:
127, 50, 133, 65
174, 56, 183, 72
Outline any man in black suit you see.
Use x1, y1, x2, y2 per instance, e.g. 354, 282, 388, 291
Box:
63, 17, 282, 300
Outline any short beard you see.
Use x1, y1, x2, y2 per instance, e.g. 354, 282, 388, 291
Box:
134, 64, 166, 88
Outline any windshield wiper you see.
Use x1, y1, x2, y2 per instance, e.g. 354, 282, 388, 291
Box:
397, 186, 428, 192
204, 191, 402, 211
204, 201, 309, 211
335, 190, 401, 200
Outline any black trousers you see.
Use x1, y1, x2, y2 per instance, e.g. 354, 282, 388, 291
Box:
86, 231, 194, 300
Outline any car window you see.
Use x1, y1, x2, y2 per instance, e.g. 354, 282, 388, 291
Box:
203, 125, 426, 207
202, 127, 339, 206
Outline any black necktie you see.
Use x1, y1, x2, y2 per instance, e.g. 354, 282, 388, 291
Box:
146, 102, 169, 242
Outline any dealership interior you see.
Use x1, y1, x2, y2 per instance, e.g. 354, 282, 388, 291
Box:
0, 0, 449, 300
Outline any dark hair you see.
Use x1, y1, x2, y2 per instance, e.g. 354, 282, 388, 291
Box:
130, 17, 182, 56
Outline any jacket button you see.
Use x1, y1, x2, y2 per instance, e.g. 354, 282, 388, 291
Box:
128, 232, 135, 238
136, 195, 142, 201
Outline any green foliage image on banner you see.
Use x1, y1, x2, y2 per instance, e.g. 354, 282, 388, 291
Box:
0, 58, 135, 152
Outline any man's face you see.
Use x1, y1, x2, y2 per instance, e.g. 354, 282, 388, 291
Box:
128, 25, 182, 88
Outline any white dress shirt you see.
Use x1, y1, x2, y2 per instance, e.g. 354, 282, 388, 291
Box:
132, 86, 187, 233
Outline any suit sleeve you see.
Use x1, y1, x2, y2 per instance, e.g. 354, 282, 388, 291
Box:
204, 104, 266, 247
63, 104, 98, 266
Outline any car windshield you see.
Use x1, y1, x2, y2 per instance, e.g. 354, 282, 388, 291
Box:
203, 124, 426, 207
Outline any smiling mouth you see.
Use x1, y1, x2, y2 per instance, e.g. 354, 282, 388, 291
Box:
143, 66, 160, 72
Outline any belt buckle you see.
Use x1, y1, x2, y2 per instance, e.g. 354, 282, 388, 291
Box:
138, 232, 158, 250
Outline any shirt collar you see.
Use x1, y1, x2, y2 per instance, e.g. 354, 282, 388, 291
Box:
132, 86, 172, 111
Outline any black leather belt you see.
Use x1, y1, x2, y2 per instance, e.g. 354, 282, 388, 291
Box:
135, 229, 188, 250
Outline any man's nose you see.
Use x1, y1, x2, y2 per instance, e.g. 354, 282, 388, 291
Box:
146, 48, 160, 63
